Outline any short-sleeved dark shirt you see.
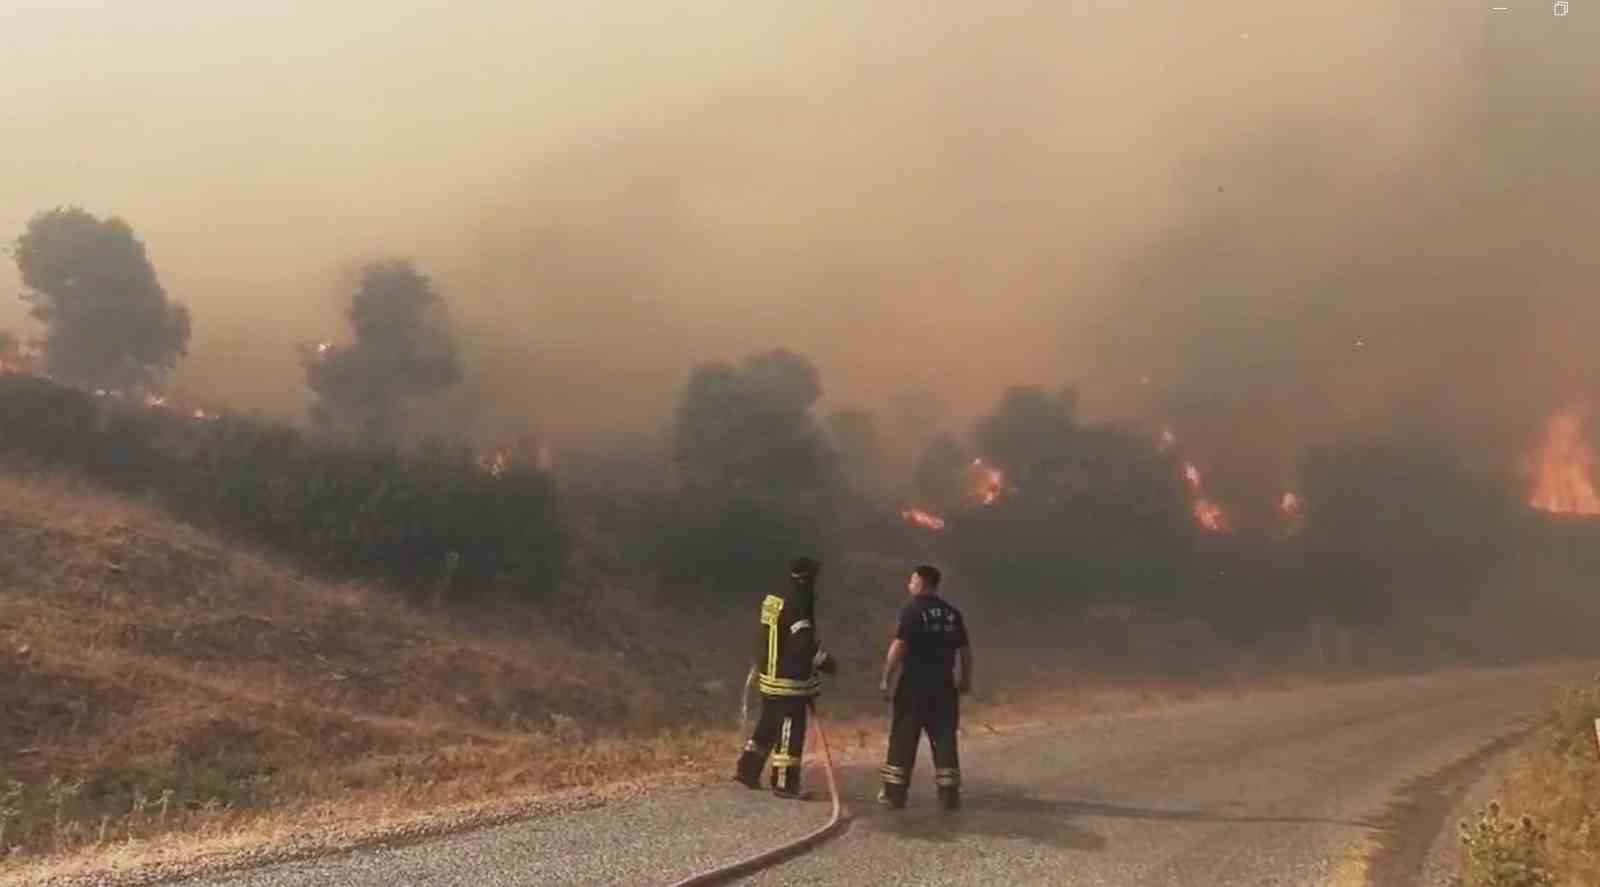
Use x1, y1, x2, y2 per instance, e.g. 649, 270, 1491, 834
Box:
894, 594, 969, 691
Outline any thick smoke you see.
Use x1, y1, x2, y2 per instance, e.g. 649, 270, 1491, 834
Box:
1, 2, 1595, 497
1082, 7, 1600, 505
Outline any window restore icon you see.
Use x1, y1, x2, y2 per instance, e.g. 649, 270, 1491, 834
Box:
1554, 0, 1568, 14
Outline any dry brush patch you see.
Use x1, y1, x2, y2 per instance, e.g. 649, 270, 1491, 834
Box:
0, 472, 677, 880
1456, 675, 1600, 887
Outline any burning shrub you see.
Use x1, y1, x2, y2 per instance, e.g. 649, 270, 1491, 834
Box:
945, 417, 1194, 611
0, 374, 563, 600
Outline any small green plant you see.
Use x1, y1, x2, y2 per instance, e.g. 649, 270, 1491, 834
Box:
1458, 801, 1557, 887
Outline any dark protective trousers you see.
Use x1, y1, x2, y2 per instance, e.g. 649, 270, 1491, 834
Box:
735, 695, 810, 795
880, 683, 960, 806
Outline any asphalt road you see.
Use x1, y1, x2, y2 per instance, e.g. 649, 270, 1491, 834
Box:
183, 665, 1583, 887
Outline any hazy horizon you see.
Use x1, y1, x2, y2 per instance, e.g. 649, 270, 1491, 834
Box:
5, 1, 1596, 500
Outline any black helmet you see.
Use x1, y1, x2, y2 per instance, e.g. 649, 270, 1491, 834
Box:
789, 556, 821, 581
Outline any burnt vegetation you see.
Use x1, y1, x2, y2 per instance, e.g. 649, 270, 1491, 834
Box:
2, 198, 1598, 663
0, 311, 1595, 660
0, 374, 562, 601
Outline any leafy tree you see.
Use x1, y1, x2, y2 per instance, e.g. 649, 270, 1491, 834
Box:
12, 207, 191, 390
939, 385, 1191, 609
1297, 434, 1520, 625
971, 385, 1079, 484
671, 348, 839, 500
303, 259, 461, 441
912, 433, 971, 510
827, 408, 885, 496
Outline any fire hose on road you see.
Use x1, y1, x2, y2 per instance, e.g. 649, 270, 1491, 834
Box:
663, 704, 848, 887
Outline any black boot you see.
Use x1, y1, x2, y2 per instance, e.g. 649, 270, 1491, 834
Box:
937, 786, 961, 811
734, 745, 767, 789
770, 763, 803, 798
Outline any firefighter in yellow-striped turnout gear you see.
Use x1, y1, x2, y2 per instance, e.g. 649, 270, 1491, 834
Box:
733, 556, 836, 799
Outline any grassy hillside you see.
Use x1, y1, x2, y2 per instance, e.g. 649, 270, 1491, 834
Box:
0, 472, 713, 874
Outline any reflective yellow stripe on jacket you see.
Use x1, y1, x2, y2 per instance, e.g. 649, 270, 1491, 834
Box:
757, 674, 821, 697
757, 593, 820, 697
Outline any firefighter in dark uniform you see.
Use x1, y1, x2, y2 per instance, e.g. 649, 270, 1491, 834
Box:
878, 564, 972, 810
734, 556, 836, 799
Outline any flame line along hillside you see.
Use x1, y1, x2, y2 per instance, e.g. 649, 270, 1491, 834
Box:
0, 372, 564, 599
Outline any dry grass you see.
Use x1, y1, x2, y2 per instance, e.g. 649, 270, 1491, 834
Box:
0, 471, 697, 882
1470, 676, 1600, 886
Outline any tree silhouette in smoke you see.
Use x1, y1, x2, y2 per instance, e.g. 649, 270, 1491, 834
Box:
11, 207, 191, 391
303, 260, 461, 441
948, 384, 1191, 608
1297, 434, 1522, 626
660, 348, 837, 598
827, 408, 885, 496
672, 348, 839, 500
913, 434, 971, 511
972, 385, 1080, 488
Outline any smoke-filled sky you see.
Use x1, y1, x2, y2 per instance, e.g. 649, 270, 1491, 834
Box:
4, 1, 1596, 494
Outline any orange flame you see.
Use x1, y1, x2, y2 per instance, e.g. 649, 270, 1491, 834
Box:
900, 507, 947, 531
1158, 428, 1178, 453
1183, 461, 1230, 532
1527, 407, 1600, 515
1193, 498, 1228, 532
970, 459, 1006, 506
1280, 492, 1303, 515
480, 450, 511, 478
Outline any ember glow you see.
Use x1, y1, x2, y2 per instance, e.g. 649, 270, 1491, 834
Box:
1527, 407, 1600, 515
1158, 428, 1178, 453
479, 450, 511, 479
1182, 461, 1231, 533
970, 459, 1006, 506
900, 507, 947, 531
1280, 492, 1303, 515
